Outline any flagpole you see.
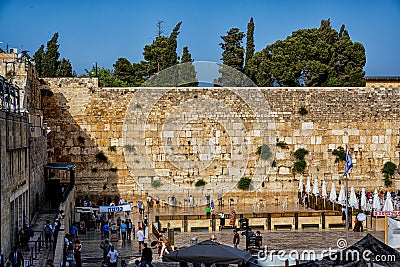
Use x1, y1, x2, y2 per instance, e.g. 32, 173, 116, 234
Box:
346, 173, 349, 232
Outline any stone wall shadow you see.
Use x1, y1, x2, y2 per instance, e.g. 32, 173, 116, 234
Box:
42, 89, 120, 206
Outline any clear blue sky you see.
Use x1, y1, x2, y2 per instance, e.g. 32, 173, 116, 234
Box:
1, 0, 399, 76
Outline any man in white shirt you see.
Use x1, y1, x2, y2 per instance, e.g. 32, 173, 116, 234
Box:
107, 245, 118, 267
136, 227, 145, 252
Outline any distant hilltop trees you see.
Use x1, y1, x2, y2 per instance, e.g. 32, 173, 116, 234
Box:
33, 19, 366, 87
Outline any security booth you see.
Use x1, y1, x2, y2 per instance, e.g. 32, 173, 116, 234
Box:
44, 163, 75, 209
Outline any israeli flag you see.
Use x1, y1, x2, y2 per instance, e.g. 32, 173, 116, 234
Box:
344, 149, 353, 176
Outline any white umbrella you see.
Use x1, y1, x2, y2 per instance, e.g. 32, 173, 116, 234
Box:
348, 186, 358, 209
305, 177, 311, 194
373, 189, 381, 211
312, 179, 319, 196
329, 182, 337, 203
360, 188, 367, 211
383, 191, 394, 212
321, 181, 328, 198
298, 176, 303, 193
338, 185, 346, 205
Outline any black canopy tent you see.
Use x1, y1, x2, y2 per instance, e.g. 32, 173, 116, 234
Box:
163, 240, 252, 265
297, 233, 400, 267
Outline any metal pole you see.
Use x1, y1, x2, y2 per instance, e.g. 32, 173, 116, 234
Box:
346, 173, 349, 232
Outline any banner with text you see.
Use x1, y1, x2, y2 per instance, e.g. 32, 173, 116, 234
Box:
373, 211, 400, 217
99, 204, 132, 213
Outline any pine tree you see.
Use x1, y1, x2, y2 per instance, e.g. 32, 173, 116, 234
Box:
143, 22, 182, 78
214, 28, 247, 86
248, 19, 366, 87
56, 58, 73, 77
33, 45, 44, 77
244, 17, 255, 74
42, 32, 60, 77
219, 28, 245, 71
179, 46, 198, 86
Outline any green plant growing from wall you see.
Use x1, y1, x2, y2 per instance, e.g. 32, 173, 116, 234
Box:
95, 151, 108, 162
257, 144, 272, 160
299, 107, 308, 115
151, 180, 161, 188
332, 147, 346, 162
271, 160, 277, 167
195, 179, 206, 187
108, 145, 117, 152
292, 148, 309, 174
237, 177, 251, 190
77, 136, 85, 144
276, 140, 288, 149
382, 161, 397, 187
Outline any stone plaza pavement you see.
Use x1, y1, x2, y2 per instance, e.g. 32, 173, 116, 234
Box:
76, 227, 383, 266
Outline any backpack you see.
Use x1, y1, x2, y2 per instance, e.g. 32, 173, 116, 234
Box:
44, 224, 52, 234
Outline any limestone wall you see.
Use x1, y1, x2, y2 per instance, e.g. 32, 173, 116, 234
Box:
0, 111, 47, 256
41, 79, 400, 206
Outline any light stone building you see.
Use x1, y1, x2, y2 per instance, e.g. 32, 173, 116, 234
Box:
0, 52, 48, 256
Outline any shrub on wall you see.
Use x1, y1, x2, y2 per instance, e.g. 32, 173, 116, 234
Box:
195, 179, 206, 187
276, 140, 288, 149
108, 145, 117, 152
237, 177, 251, 190
95, 151, 108, 162
151, 180, 161, 188
332, 147, 346, 162
382, 161, 397, 187
292, 148, 309, 174
299, 107, 308, 115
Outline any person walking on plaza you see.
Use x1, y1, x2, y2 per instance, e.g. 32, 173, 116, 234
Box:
189, 195, 193, 207
210, 201, 215, 213
100, 238, 112, 263
8, 247, 23, 267
159, 235, 169, 258
120, 220, 127, 244
70, 223, 78, 240
44, 220, 54, 249
127, 219, 133, 242
74, 240, 82, 267
141, 242, 153, 266
103, 222, 110, 239
233, 229, 240, 249
205, 205, 211, 219
107, 245, 119, 267
218, 212, 225, 230
136, 227, 145, 252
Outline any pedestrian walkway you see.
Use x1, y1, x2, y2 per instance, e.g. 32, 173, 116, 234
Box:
19, 206, 57, 267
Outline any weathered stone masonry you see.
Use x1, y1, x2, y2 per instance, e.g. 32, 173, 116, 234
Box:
41, 78, 400, 206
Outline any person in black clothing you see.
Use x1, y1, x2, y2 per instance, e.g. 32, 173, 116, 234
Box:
233, 230, 240, 248
8, 247, 23, 267
141, 242, 153, 267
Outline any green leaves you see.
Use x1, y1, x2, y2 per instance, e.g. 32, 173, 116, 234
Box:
237, 177, 251, 190
293, 148, 309, 174
34, 33, 74, 77
247, 19, 366, 87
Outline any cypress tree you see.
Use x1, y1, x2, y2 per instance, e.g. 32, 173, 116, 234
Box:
244, 17, 255, 73
42, 32, 60, 77
33, 44, 44, 77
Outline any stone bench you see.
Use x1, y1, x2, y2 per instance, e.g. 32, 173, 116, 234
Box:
301, 223, 319, 230
274, 224, 292, 231
329, 223, 346, 229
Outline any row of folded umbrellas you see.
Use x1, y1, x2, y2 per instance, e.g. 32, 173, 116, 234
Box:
298, 176, 395, 212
